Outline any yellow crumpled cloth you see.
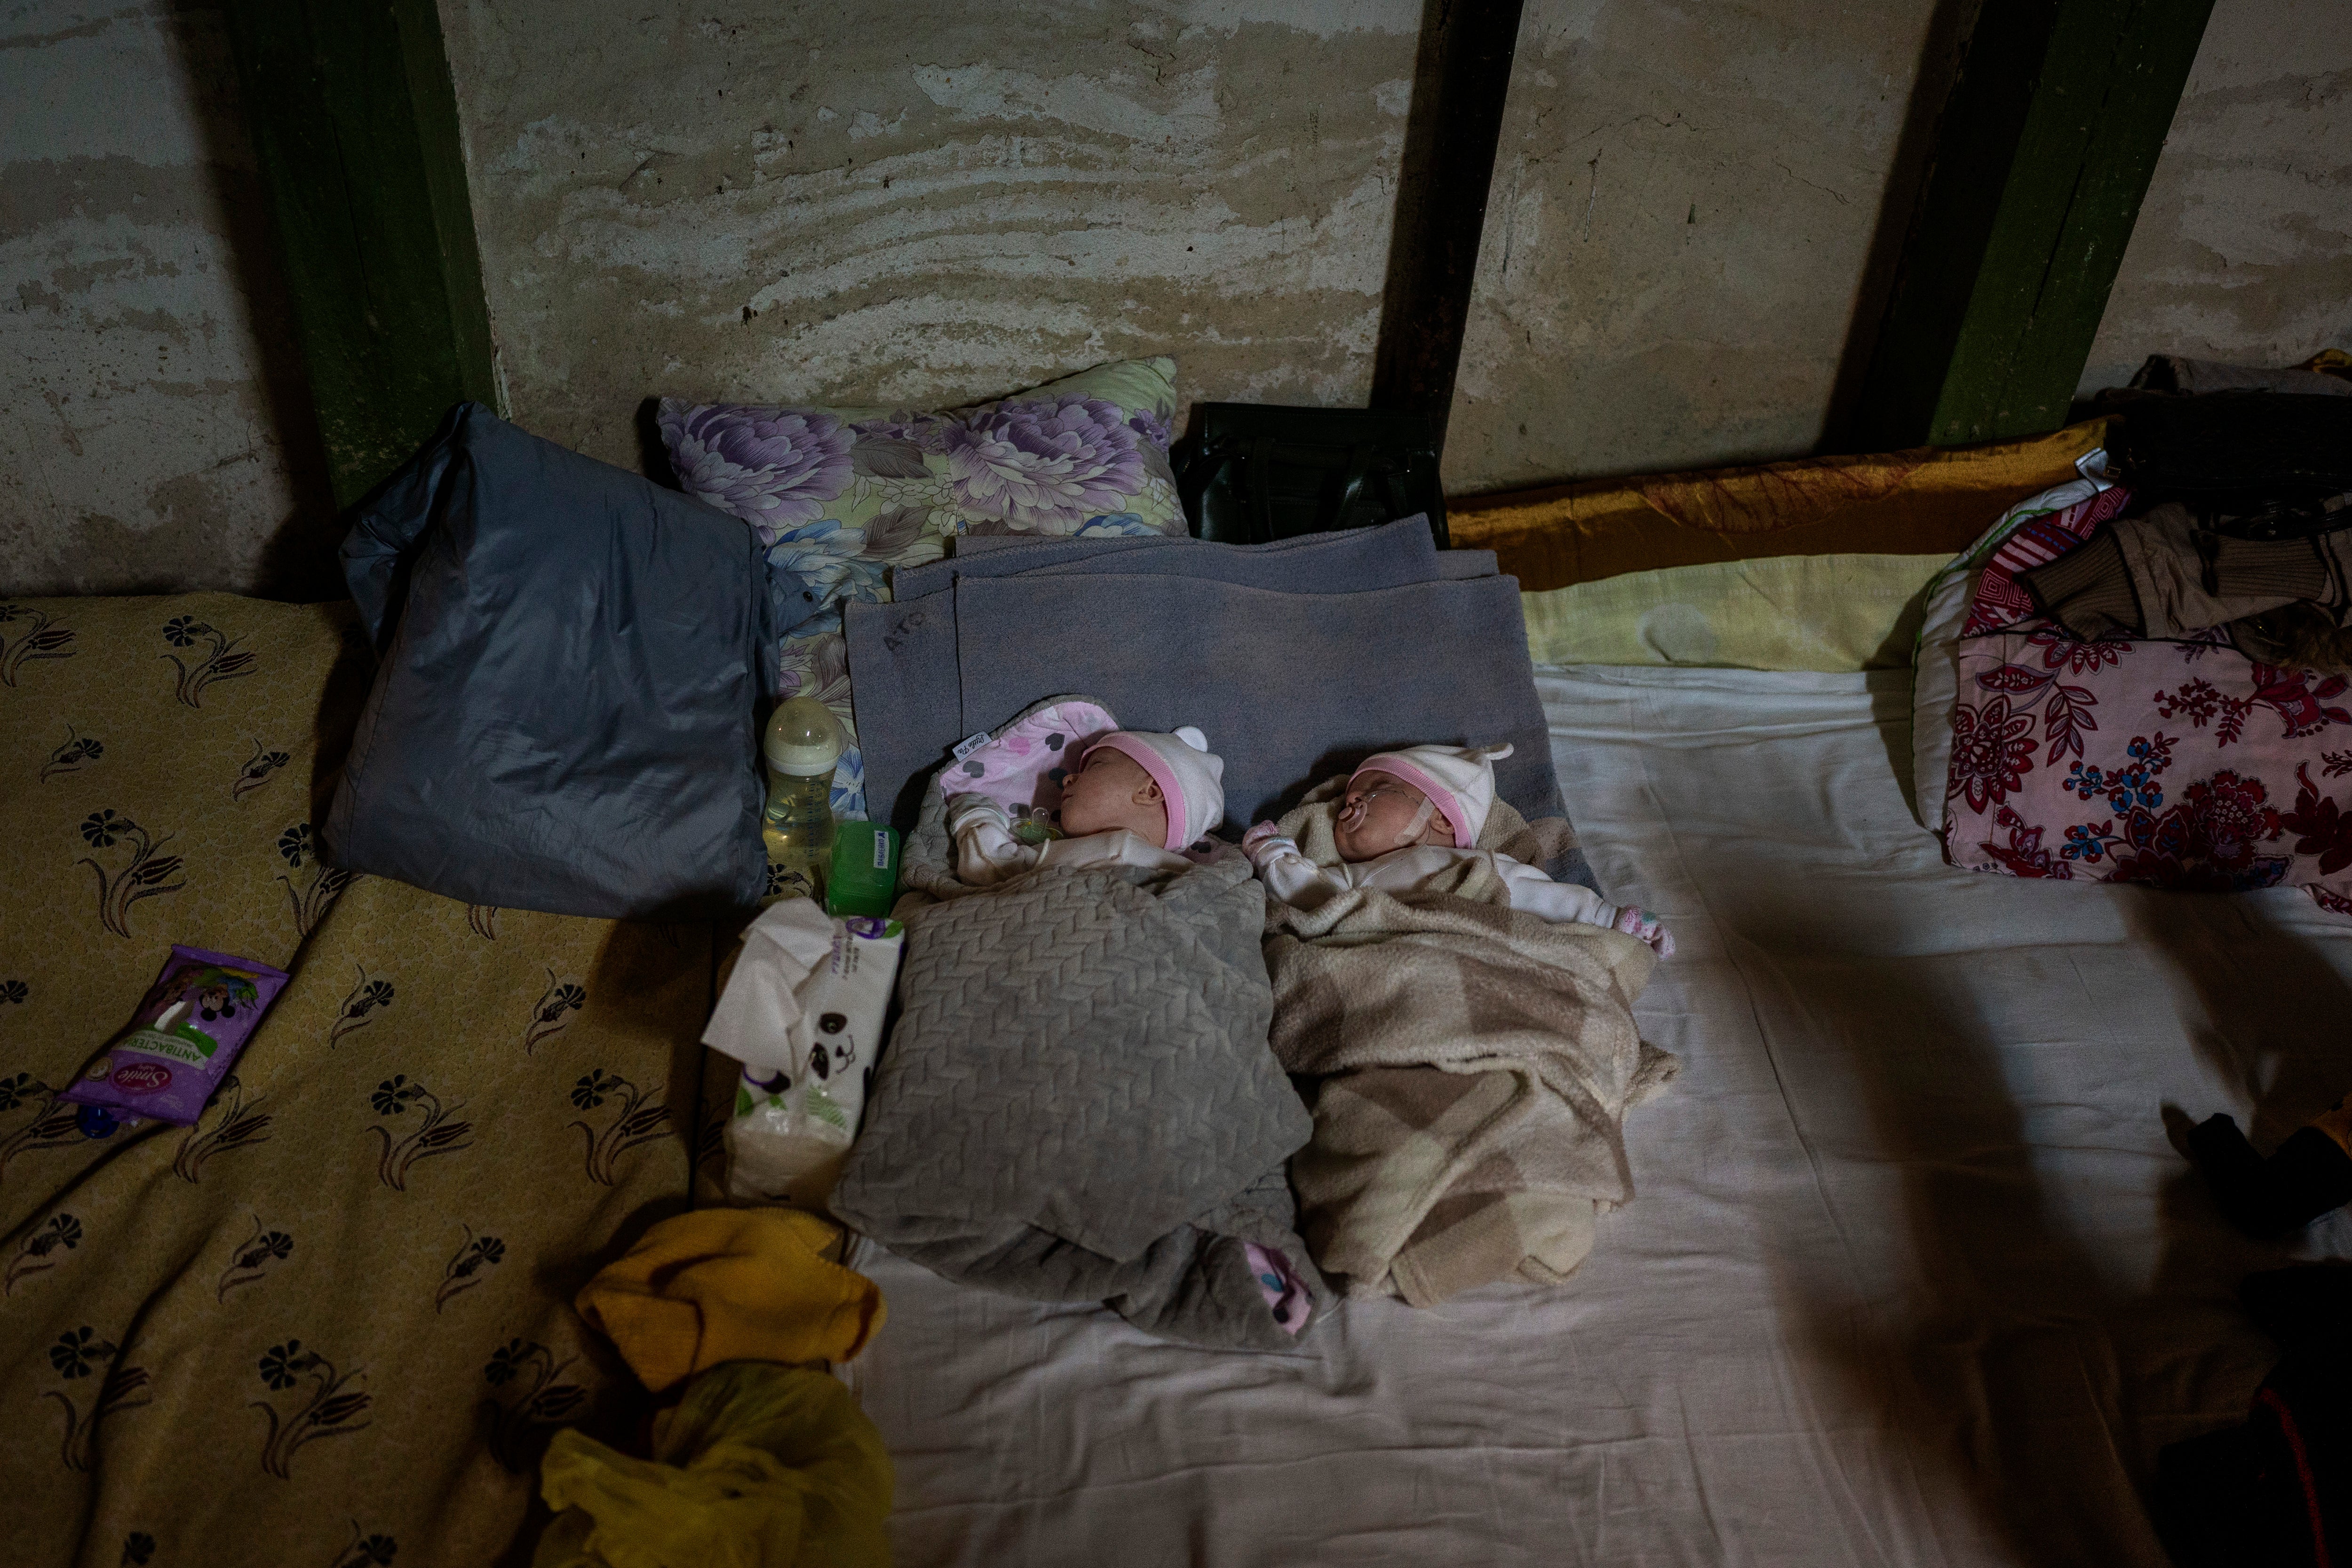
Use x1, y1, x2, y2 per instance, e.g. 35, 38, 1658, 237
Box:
532, 1360, 893, 1568
574, 1207, 884, 1392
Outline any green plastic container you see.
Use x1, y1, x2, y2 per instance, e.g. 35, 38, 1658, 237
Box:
824, 820, 901, 918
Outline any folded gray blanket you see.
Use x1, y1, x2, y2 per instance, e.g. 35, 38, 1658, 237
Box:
846, 517, 1596, 887
898, 513, 1436, 588
850, 518, 1445, 829
830, 705, 1326, 1351
955, 571, 1589, 885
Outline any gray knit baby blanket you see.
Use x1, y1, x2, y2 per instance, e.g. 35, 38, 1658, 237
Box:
830, 703, 1327, 1350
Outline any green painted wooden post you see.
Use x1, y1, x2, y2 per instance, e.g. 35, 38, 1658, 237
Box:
1854, 0, 2215, 451
220, 0, 499, 507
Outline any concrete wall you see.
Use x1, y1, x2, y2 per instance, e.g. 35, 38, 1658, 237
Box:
1440, 0, 1963, 493
1443, 0, 2352, 495
437, 0, 1422, 474
6, 0, 2346, 599
0, 0, 333, 599
2077, 0, 2352, 394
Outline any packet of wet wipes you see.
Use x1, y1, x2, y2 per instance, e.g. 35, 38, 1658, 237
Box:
703, 902, 904, 1212
61, 944, 291, 1127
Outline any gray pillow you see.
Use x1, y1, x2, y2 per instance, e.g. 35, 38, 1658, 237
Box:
325, 403, 771, 919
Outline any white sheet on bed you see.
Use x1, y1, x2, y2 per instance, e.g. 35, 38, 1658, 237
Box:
843, 665, 2352, 1567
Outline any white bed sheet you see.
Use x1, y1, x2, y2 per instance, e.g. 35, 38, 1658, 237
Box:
843, 665, 2352, 1567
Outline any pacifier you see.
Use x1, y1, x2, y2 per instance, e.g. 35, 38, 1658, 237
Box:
1339, 779, 1439, 851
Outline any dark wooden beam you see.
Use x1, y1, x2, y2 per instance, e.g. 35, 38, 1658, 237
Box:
220, 0, 499, 507
1370, 0, 1529, 453
1852, 0, 2216, 451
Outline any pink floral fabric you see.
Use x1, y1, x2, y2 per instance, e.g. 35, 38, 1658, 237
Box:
1942, 495, 2352, 915
1961, 483, 2133, 636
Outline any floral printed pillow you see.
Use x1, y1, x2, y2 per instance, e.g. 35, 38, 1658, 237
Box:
655, 357, 1183, 821
1944, 625, 2352, 914
1939, 503, 2352, 915
657, 356, 1182, 561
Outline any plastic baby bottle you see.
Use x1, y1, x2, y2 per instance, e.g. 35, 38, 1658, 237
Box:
762, 697, 843, 903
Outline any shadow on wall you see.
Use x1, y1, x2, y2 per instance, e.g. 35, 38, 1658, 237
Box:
635, 398, 677, 491
1, 2, 339, 602
158, 1, 340, 601
1818, 0, 1982, 454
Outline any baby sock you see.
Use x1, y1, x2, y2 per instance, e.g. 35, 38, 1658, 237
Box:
1611, 905, 1675, 958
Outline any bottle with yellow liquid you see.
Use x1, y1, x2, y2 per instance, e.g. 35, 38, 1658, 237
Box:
761, 697, 843, 903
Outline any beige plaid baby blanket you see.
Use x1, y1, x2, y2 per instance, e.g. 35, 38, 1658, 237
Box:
1263, 788, 1676, 1306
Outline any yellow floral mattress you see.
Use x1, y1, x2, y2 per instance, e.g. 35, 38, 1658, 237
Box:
0, 594, 719, 1565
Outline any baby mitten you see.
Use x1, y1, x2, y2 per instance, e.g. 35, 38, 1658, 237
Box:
1241, 821, 1343, 911
1241, 821, 1299, 869
946, 794, 1024, 886
1242, 822, 1320, 882
1612, 905, 1676, 958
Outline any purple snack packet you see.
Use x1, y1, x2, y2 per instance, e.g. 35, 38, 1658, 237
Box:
60, 944, 292, 1127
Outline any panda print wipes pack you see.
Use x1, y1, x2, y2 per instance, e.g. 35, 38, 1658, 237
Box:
703, 900, 906, 1212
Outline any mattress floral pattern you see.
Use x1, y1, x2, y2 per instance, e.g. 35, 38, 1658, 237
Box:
1942, 495, 2352, 914
0, 594, 715, 1565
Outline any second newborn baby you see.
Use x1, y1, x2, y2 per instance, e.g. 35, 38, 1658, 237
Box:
1244, 742, 1673, 955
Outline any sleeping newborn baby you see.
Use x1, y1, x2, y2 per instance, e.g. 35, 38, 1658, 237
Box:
846, 700, 1325, 1350
946, 725, 1226, 887
1244, 742, 1674, 955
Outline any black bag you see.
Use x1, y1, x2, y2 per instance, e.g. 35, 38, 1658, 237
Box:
2115, 392, 2352, 514
1178, 404, 1447, 546
327, 403, 773, 919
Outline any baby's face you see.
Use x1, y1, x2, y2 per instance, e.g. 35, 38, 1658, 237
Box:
1060, 747, 1168, 844
1334, 770, 1455, 862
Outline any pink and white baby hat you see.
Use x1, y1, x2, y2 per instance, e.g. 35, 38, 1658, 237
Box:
1351, 742, 1515, 848
1086, 727, 1226, 850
